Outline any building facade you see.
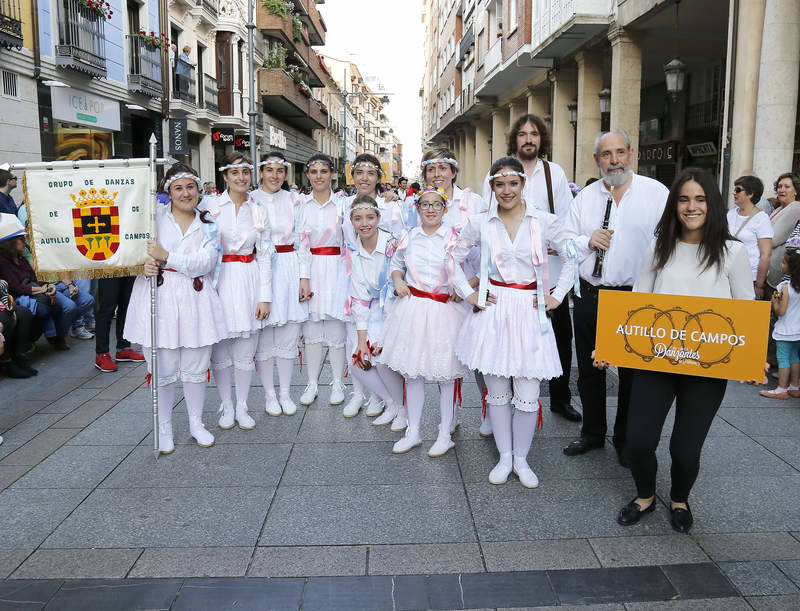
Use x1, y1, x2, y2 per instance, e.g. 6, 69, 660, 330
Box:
421, 0, 800, 200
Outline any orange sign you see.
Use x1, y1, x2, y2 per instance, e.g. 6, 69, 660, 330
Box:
595, 290, 770, 381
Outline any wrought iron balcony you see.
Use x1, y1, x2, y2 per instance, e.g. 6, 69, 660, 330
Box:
56, 0, 107, 78
173, 58, 197, 106
203, 73, 218, 113
126, 35, 163, 97
0, 0, 23, 49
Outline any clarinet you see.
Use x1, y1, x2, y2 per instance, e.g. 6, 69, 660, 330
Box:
592, 190, 614, 278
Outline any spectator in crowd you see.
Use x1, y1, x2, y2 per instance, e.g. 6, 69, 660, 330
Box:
175, 45, 193, 96
54, 279, 95, 339
728, 175, 773, 299
396, 177, 408, 200
0, 277, 37, 378
94, 275, 144, 373
736, 170, 775, 215
0, 170, 18, 215
407, 182, 420, 199
767, 173, 800, 291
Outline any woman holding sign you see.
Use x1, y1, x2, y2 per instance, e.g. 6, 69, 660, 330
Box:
615, 167, 753, 533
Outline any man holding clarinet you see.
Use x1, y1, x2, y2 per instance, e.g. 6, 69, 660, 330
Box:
562, 130, 669, 466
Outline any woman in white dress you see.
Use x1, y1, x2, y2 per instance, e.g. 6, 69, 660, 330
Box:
251, 152, 311, 416
377, 186, 469, 456
450, 157, 577, 487
342, 194, 405, 420
124, 164, 227, 453
206, 153, 272, 431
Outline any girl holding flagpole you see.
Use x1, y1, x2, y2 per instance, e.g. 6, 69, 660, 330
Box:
124, 163, 227, 454
205, 153, 272, 431
450, 157, 577, 487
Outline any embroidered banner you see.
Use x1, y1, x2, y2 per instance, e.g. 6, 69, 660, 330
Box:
595, 290, 769, 382
22, 166, 153, 280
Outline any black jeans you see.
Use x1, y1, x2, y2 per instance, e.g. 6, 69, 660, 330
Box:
548, 295, 573, 405
0, 306, 36, 360
95, 277, 135, 355
573, 282, 633, 447
626, 370, 727, 503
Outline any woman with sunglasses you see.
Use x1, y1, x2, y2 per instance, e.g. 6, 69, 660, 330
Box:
376, 186, 469, 456
124, 164, 227, 454
251, 152, 311, 417
205, 153, 272, 431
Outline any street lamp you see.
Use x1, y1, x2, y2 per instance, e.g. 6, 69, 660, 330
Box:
598, 88, 611, 115
664, 58, 686, 101
567, 101, 578, 181
567, 102, 578, 128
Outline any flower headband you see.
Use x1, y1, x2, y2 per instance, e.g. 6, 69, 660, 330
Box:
350, 202, 381, 215
352, 161, 382, 175
258, 157, 290, 168
218, 162, 254, 172
488, 170, 526, 181
421, 157, 459, 168
414, 186, 448, 203
305, 159, 332, 171
163, 172, 203, 192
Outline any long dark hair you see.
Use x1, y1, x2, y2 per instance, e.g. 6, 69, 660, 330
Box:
785, 250, 800, 292
260, 151, 290, 191
506, 114, 551, 158
488, 156, 526, 184
652, 167, 733, 272
164, 163, 212, 224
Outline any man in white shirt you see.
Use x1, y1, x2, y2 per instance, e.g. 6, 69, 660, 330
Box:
482, 114, 581, 423
563, 129, 669, 466
396, 177, 408, 201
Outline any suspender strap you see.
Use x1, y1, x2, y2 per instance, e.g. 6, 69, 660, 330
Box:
542, 160, 555, 214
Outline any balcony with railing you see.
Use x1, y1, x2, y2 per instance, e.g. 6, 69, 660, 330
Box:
193, 0, 218, 26
203, 73, 219, 113
55, 0, 107, 78
0, 0, 23, 49
531, 0, 612, 57
257, 68, 326, 132
170, 58, 197, 113
456, 23, 474, 68
293, 0, 325, 45
483, 38, 502, 74
126, 35, 162, 97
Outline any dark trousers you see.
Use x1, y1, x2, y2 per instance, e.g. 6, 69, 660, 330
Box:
626, 370, 726, 502
548, 295, 573, 405
573, 283, 633, 447
95, 277, 135, 355
1, 306, 37, 358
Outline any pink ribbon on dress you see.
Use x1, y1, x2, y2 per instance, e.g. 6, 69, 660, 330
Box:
344, 296, 372, 316
341, 246, 353, 276
386, 231, 408, 258
444, 226, 461, 294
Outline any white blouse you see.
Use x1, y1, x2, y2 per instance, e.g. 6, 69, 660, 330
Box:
300, 191, 345, 249
442, 186, 487, 229
161, 206, 220, 280
342, 194, 405, 244
390, 225, 454, 293
251, 187, 311, 278
349, 230, 392, 331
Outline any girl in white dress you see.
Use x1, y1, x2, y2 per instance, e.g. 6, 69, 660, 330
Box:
206, 153, 272, 431
451, 157, 577, 487
298, 154, 350, 407
377, 187, 469, 456
343, 194, 405, 420
124, 164, 227, 454
251, 152, 312, 416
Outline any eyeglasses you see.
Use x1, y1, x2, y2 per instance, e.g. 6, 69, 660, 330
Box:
417, 201, 445, 210
733, 187, 744, 193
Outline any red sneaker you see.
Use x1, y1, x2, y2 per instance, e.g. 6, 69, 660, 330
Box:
116, 348, 145, 362
95, 353, 118, 372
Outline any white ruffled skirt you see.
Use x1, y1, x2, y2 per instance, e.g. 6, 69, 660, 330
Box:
307, 251, 349, 322
265, 250, 308, 326
215, 259, 264, 338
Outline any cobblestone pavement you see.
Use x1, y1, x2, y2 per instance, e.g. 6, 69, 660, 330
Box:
0, 337, 799, 610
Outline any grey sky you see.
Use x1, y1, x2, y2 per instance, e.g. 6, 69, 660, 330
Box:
318, 0, 424, 178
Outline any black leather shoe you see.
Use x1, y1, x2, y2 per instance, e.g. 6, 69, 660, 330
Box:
0, 361, 33, 379
617, 498, 656, 526
563, 437, 604, 456
615, 446, 630, 468
550, 402, 582, 422
671, 504, 693, 533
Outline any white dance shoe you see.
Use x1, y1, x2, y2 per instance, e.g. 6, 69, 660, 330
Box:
365, 394, 385, 417
513, 458, 539, 489
300, 383, 318, 405
427, 425, 455, 457
392, 428, 422, 454
372, 399, 398, 426
217, 402, 235, 430
390, 406, 408, 432
265, 392, 282, 417
279, 394, 297, 416
479, 416, 493, 438
158, 421, 175, 455
329, 380, 346, 405
342, 392, 364, 418
235, 402, 256, 430
489, 454, 513, 484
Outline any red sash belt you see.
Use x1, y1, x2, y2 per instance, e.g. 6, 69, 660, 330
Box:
490, 279, 537, 290
221, 252, 255, 263
163, 268, 177, 272
408, 285, 450, 303
310, 246, 341, 255
274, 244, 295, 253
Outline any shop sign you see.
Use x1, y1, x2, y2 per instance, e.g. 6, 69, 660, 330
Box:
638, 141, 677, 165
211, 128, 234, 146
269, 125, 287, 149
51, 87, 121, 131
168, 119, 188, 156
686, 142, 718, 157
235, 134, 261, 150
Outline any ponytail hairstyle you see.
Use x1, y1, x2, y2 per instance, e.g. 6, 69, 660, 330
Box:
163, 163, 211, 223
488, 156, 526, 185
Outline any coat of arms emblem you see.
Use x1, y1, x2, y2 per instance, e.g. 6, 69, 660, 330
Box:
70, 188, 120, 261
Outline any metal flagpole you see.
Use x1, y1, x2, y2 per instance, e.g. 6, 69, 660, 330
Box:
247, 0, 258, 187
148, 134, 160, 458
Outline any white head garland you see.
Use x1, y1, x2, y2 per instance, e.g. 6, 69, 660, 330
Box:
488, 170, 526, 181
421, 157, 458, 168
414, 186, 448, 203
350, 202, 381, 216
258, 157, 290, 169
163, 172, 203, 192
218, 162, 254, 172
352, 161, 382, 176
305, 158, 332, 172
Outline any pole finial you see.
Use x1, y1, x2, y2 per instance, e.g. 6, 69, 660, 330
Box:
149, 133, 157, 144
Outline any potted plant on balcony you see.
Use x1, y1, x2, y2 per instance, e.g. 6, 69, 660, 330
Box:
292, 15, 302, 43
136, 30, 170, 52
264, 44, 288, 69
263, 0, 293, 19
79, 0, 113, 20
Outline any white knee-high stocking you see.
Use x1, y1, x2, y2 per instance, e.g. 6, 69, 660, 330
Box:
438, 381, 455, 436
329, 346, 346, 384
304, 342, 324, 386
233, 367, 253, 406
405, 377, 425, 432
183, 381, 214, 447
376, 363, 405, 406
213, 366, 234, 407
275, 357, 294, 398
255, 358, 276, 397
489, 403, 513, 463
512, 409, 537, 462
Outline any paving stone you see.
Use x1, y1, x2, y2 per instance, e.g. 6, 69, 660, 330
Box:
282, 441, 462, 487
129, 547, 252, 578
39, 387, 104, 414
0, 488, 89, 549
172, 577, 304, 611
588, 535, 709, 568
548, 566, 677, 605
65, 410, 153, 446
260, 484, 475, 546
52, 400, 117, 429
79, 374, 121, 389
0, 579, 62, 608
624, 598, 752, 610
717, 408, 800, 437
100, 444, 290, 489
480, 539, 600, 572
10, 548, 142, 579
92, 376, 145, 401
775, 560, 800, 588
501, 605, 623, 611
0, 414, 65, 446
660, 562, 740, 599
42, 487, 274, 549
11, 445, 132, 489
0, 465, 31, 489
112, 386, 181, 413
0, 428, 81, 466
746, 594, 800, 610
0, 401, 52, 434
44, 578, 182, 611
249, 545, 365, 577
368, 542, 484, 575
719, 561, 800, 596
467, 479, 673, 541
754, 436, 800, 470
297, 407, 424, 442
301, 575, 394, 611
0, 549, 32, 578
694, 532, 800, 561
460, 571, 558, 608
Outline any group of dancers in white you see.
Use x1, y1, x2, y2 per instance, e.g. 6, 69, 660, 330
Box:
124, 148, 579, 488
